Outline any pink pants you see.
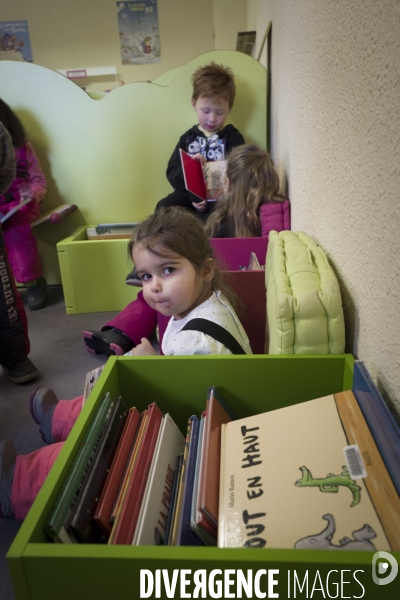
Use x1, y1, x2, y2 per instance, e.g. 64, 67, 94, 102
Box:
2, 203, 42, 283
103, 290, 158, 346
11, 395, 82, 519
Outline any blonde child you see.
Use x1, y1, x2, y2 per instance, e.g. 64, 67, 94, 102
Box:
83, 144, 290, 357
0, 207, 251, 519
204, 143, 290, 238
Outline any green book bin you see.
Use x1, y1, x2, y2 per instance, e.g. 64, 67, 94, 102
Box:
8, 354, 399, 599
57, 226, 139, 314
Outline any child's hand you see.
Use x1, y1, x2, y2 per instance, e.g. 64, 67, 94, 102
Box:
192, 200, 207, 212
130, 337, 157, 356
192, 153, 206, 166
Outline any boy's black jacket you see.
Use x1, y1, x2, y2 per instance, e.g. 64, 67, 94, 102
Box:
166, 124, 245, 191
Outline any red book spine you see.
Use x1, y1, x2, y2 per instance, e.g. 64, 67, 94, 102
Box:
111, 402, 163, 545
94, 407, 140, 536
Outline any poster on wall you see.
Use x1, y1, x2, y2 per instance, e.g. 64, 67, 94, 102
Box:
0, 21, 33, 62
116, 1, 161, 65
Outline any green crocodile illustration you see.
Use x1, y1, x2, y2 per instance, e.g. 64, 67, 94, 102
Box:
294, 466, 362, 507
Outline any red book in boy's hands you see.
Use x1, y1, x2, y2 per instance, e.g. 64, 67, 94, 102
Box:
180, 149, 227, 202
180, 149, 207, 201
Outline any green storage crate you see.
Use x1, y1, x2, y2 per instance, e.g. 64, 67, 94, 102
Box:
57, 226, 138, 314
8, 354, 399, 599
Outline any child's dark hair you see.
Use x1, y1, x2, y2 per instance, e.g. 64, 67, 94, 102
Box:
191, 62, 236, 109
128, 207, 236, 306
205, 144, 285, 238
0, 99, 26, 147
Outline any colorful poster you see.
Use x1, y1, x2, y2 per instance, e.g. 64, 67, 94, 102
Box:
0, 21, 33, 62
116, 1, 161, 65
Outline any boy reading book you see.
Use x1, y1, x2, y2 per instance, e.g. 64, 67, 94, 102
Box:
155, 61, 245, 219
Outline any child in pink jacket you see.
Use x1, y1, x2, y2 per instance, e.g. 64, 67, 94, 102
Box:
0, 99, 48, 310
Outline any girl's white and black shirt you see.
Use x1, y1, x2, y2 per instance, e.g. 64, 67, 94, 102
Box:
161, 290, 252, 356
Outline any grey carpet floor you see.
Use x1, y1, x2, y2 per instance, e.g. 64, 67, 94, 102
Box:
0, 285, 120, 599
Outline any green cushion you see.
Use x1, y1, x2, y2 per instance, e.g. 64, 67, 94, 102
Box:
266, 231, 345, 354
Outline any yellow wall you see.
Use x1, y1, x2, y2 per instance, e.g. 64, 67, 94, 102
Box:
213, 0, 248, 53
1, 0, 217, 89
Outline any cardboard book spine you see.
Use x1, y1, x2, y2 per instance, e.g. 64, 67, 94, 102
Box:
218, 422, 227, 548
44, 393, 113, 543
94, 407, 141, 537
68, 398, 129, 543
190, 413, 217, 546
199, 387, 235, 527
352, 360, 400, 494
109, 410, 147, 527
176, 416, 203, 546
133, 414, 185, 546
170, 417, 194, 546
164, 453, 184, 545
335, 391, 400, 550
109, 402, 163, 545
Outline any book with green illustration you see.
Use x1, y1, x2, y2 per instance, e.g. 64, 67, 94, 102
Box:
219, 391, 400, 551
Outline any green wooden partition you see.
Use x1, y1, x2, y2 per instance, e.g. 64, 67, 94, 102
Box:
0, 51, 267, 284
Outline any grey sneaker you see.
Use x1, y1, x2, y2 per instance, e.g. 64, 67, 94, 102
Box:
29, 387, 58, 444
3, 357, 38, 384
0, 440, 16, 518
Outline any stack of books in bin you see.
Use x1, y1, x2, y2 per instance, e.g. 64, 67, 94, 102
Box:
44, 365, 400, 551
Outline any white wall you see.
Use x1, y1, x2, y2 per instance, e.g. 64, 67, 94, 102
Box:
250, 0, 400, 412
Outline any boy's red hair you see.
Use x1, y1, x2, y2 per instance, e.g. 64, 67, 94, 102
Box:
191, 62, 236, 109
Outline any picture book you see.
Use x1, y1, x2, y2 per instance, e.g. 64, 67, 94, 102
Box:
44, 393, 114, 543
31, 203, 77, 227
199, 387, 237, 528
82, 365, 105, 406
175, 415, 202, 546
218, 391, 400, 551
68, 397, 128, 543
109, 410, 148, 526
109, 402, 163, 545
169, 416, 195, 546
247, 251, 263, 271
86, 222, 140, 240
94, 406, 141, 537
180, 149, 227, 202
190, 413, 217, 545
352, 360, 400, 494
133, 413, 185, 546
203, 160, 227, 201
164, 453, 184, 545
0, 195, 34, 224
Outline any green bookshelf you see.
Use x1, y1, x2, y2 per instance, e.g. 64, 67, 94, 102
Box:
9, 354, 395, 600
